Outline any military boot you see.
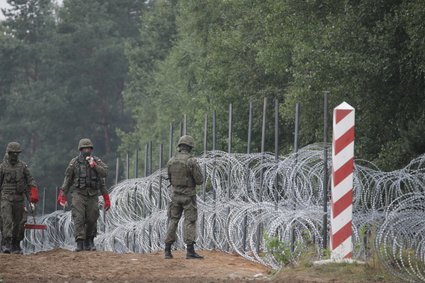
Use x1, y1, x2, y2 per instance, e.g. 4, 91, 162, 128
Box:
164, 243, 173, 259
83, 239, 91, 251
75, 239, 84, 252
3, 238, 11, 254
89, 237, 96, 251
186, 244, 203, 259
11, 238, 22, 254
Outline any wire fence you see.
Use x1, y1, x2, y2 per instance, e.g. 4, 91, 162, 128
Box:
22, 145, 425, 282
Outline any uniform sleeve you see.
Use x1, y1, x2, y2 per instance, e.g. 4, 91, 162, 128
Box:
99, 178, 108, 195
23, 163, 37, 188
94, 157, 108, 178
61, 160, 75, 195
189, 158, 204, 186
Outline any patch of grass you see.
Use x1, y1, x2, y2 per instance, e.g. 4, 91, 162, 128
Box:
273, 251, 398, 283
264, 233, 293, 265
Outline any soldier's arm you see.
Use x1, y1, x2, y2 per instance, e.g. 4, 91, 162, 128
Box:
23, 163, 37, 188
99, 178, 108, 195
61, 161, 75, 195
93, 157, 108, 178
189, 158, 204, 186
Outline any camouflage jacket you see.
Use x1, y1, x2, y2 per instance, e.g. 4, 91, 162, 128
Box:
61, 155, 108, 197
167, 150, 203, 196
0, 157, 36, 196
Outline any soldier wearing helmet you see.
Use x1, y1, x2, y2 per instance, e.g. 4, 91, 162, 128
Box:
0, 142, 39, 254
57, 138, 110, 252
164, 135, 204, 259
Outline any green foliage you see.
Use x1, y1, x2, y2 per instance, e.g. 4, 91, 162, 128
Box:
0, 0, 144, 212
322, 248, 331, 259
122, 0, 425, 171
120, 0, 179, 158
1, 0, 425, 212
264, 233, 293, 266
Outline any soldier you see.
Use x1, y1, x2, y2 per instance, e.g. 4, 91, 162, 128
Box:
57, 138, 110, 252
0, 142, 39, 254
164, 135, 204, 259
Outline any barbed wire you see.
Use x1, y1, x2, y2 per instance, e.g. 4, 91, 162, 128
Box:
22, 144, 425, 281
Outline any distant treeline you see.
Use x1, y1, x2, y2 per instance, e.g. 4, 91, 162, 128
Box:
0, 0, 424, 211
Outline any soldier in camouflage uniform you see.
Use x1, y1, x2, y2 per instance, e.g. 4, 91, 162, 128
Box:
164, 135, 204, 259
0, 142, 39, 254
57, 138, 110, 252
0, 154, 23, 253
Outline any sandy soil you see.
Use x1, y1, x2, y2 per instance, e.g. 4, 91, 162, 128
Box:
0, 249, 400, 283
0, 249, 270, 283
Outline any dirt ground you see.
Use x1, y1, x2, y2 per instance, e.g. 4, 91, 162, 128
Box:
0, 249, 270, 283
0, 249, 400, 283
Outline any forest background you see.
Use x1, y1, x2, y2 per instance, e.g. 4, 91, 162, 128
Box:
1, 0, 424, 212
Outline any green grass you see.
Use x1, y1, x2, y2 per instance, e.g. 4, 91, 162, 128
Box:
272, 251, 398, 283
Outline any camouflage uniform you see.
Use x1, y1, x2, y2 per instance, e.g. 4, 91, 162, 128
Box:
0, 143, 36, 253
61, 139, 108, 245
165, 135, 204, 259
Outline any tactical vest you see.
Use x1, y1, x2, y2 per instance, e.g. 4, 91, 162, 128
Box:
168, 153, 194, 187
71, 157, 101, 192
0, 161, 27, 194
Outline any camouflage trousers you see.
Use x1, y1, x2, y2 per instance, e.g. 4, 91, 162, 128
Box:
72, 193, 99, 241
0, 193, 25, 239
165, 193, 198, 245
18, 209, 27, 242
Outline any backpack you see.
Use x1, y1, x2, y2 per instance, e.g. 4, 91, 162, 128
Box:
168, 156, 193, 187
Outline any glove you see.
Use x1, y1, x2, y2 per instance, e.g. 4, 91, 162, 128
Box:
103, 193, 111, 211
30, 186, 39, 203
57, 189, 67, 207
86, 156, 97, 168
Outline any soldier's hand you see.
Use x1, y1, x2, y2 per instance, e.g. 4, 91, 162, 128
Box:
103, 193, 111, 211
86, 156, 97, 168
30, 186, 39, 203
57, 188, 68, 207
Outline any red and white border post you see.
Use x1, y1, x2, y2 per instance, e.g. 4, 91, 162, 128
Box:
330, 102, 355, 260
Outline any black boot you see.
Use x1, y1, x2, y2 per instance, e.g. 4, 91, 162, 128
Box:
89, 237, 96, 251
186, 244, 203, 259
75, 239, 84, 252
11, 238, 22, 254
164, 243, 173, 259
3, 238, 11, 254
83, 239, 91, 251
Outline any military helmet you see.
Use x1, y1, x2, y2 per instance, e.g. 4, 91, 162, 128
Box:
6, 142, 22, 153
177, 135, 195, 148
78, 138, 94, 150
